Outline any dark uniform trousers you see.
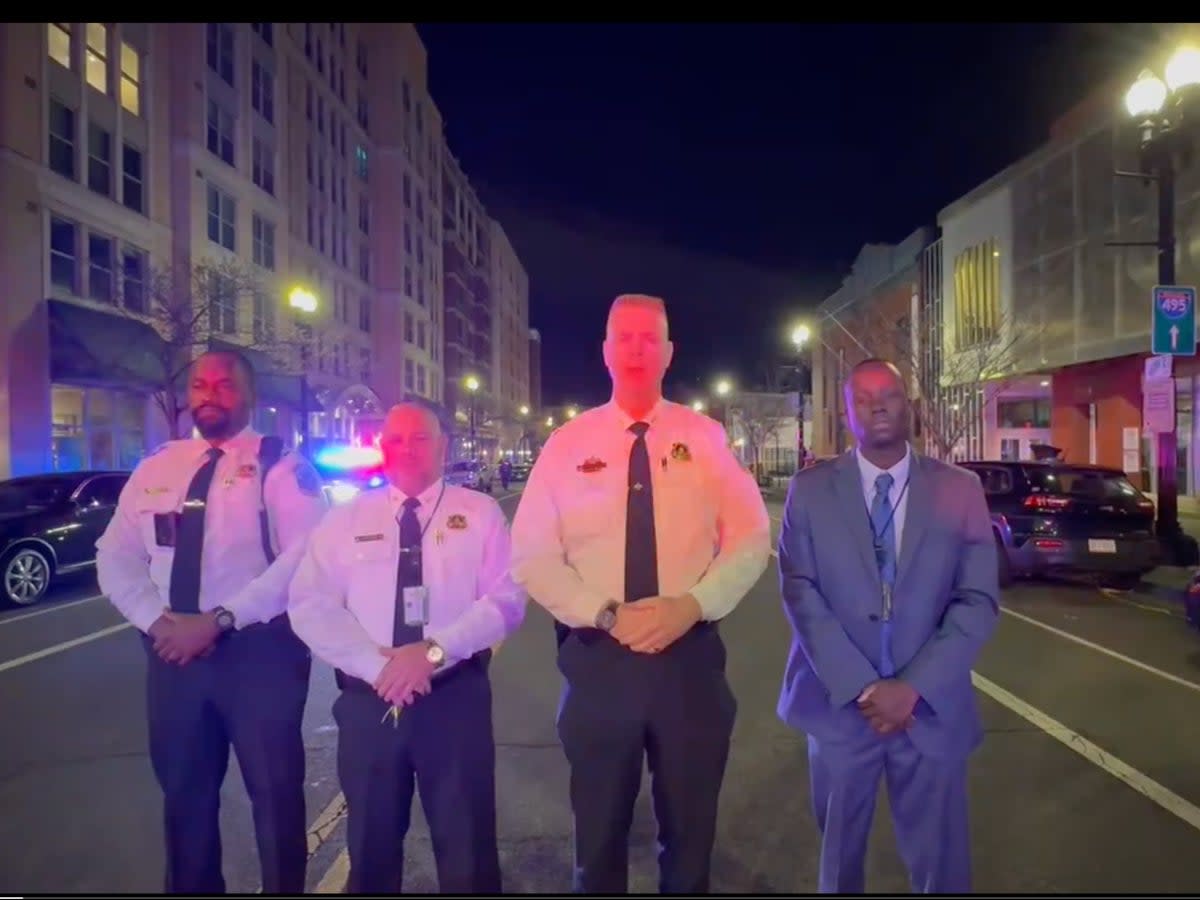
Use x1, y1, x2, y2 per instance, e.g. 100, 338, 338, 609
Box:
142, 614, 310, 894
555, 621, 737, 894
333, 651, 501, 894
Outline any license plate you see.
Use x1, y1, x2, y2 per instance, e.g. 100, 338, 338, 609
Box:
1088, 539, 1117, 554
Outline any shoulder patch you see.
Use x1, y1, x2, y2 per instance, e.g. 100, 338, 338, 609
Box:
294, 460, 323, 496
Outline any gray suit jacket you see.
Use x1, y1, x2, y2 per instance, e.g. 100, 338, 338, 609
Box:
776, 450, 999, 758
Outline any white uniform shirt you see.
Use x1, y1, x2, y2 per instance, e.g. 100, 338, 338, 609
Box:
95, 427, 330, 634
855, 443, 912, 552
287, 479, 526, 685
510, 399, 771, 629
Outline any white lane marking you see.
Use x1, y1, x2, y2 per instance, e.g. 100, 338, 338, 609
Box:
0, 593, 105, 626
0, 622, 132, 673
972, 671, 1200, 833
316, 848, 351, 893
999, 606, 1200, 695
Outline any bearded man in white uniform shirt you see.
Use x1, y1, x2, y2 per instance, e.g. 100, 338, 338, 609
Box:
289, 401, 526, 893
511, 294, 771, 894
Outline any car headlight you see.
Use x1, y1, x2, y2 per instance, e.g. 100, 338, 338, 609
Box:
326, 482, 361, 504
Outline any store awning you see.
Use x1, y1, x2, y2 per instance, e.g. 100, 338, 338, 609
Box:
47, 299, 166, 387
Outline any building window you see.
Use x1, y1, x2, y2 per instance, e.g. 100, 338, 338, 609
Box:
952, 238, 1001, 350
354, 144, 368, 180
122, 246, 147, 312
359, 294, 371, 332
252, 291, 275, 342
88, 233, 115, 303
416, 364, 426, 395
417, 320, 426, 351
49, 217, 78, 292
206, 184, 236, 251
996, 398, 1051, 429
251, 22, 273, 46
51, 386, 146, 472
252, 214, 275, 270
122, 144, 144, 213
358, 195, 369, 234
358, 244, 369, 282
119, 42, 141, 115
206, 99, 235, 166
48, 99, 76, 179
251, 60, 274, 123
404, 359, 414, 390
206, 23, 234, 86
209, 275, 237, 334
85, 23, 108, 93
86, 122, 112, 196
251, 138, 274, 195
48, 23, 72, 69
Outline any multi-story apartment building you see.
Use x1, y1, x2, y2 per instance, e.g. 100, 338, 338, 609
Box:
0, 22, 463, 479
489, 220, 530, 413
441, 150, 494, 457
529, 327, 543, 412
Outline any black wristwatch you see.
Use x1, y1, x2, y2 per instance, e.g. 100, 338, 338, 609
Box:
594, 600, 620, 632
213, 606, 236, 634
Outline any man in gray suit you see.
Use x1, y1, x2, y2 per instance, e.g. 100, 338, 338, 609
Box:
776, 357, 999, 893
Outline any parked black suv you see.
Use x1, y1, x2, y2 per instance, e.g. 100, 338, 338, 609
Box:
0, 470, 130, 606
957, 460, 1159, 590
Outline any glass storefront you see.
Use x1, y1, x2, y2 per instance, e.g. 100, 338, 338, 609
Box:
51, 384, 147, 472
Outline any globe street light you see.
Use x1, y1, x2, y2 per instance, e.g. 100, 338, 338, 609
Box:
691, 400, 706, 413
789, 322, 813, 468
566, 406, 578, 420
714, 378, 732, 397
463, 374, 481, 461
1115, 48, 1200, 560
790, 323, 812, 349
287, 286, 318, 454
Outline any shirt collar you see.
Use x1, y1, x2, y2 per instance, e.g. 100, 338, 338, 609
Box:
188, 425, 259, 463
855, 443, 912, 493
387, 477, 445, 518
607, 397, 667, 431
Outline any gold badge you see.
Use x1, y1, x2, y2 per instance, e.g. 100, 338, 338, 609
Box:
237, 463, 258, 478
670, 442, 692, 462
447, 514, 468, 530
577, 457, 607, 474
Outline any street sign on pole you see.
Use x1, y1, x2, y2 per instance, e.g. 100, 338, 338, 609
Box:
1151, 284, 1198, 356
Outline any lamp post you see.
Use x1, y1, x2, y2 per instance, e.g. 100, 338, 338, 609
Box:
464, 374, 480, 461
1118, 49, 1200, 558
790, 323, 812, 469
287, 286, 318, 456
566, 405, 578, 420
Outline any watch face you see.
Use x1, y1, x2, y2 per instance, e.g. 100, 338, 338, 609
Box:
216, 609, 235, 630
596, 608, 617, 631
426, 643, 445, 664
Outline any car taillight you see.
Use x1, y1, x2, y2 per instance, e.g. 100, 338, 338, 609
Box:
1024, 494, 1072, 511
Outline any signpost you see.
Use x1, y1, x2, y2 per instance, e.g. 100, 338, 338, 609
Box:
1151, 285, 1197, 356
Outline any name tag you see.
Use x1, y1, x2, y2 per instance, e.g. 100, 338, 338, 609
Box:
354, 533, 385, 543
402, 585, 429, 626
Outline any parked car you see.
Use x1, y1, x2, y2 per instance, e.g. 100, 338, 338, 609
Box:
0, 470, 131, 607
958, 460, 1159, 590
445, 460, 494, 493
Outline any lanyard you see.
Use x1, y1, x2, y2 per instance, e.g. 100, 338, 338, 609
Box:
865, 474, 910, 624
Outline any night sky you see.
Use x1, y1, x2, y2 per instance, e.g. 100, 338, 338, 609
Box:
417, 22, 1171, 407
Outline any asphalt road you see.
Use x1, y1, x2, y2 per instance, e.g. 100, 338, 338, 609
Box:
5, 489, 1200, 893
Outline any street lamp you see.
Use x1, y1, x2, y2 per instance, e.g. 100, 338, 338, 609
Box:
790, 322, 812, 468
714, 378, 732, 397
566, 406, 578, 420
691, 400, 706, 413
463, 374, 481, 461
1117, 48, 1200, 559
287, 286, 318, 455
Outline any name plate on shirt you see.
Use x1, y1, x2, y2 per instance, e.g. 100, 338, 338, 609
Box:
402, 585, 430, 626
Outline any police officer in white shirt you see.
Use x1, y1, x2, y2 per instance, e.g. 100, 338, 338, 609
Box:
288, 401, 526, 893
95, 349, 329, 894
511, 294, 772, 893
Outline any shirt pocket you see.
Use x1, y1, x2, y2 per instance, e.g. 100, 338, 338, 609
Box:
563, 466, 624, 541
133, 492, 181, 555
347, 537, 396, 599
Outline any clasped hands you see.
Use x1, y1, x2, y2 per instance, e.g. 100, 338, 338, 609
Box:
609, 594, 702, 654
373, 643, 435, 708
149, 610, 220, 665
856, 679, 919, 735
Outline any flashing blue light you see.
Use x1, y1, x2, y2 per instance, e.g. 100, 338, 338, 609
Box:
368, 475, 385, 488
315, 444, 382, 471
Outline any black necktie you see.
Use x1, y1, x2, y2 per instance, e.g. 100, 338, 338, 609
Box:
393, 497, 424, 646
168, 447, 224, 613
624, 421, 659, 603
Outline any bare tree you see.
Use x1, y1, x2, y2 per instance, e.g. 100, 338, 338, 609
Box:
728, 391, 795, 481
107, 257, 297, 439
848, 305, 1046, 460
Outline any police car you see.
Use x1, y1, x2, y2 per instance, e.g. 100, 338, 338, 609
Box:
311, 443, 386, 505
